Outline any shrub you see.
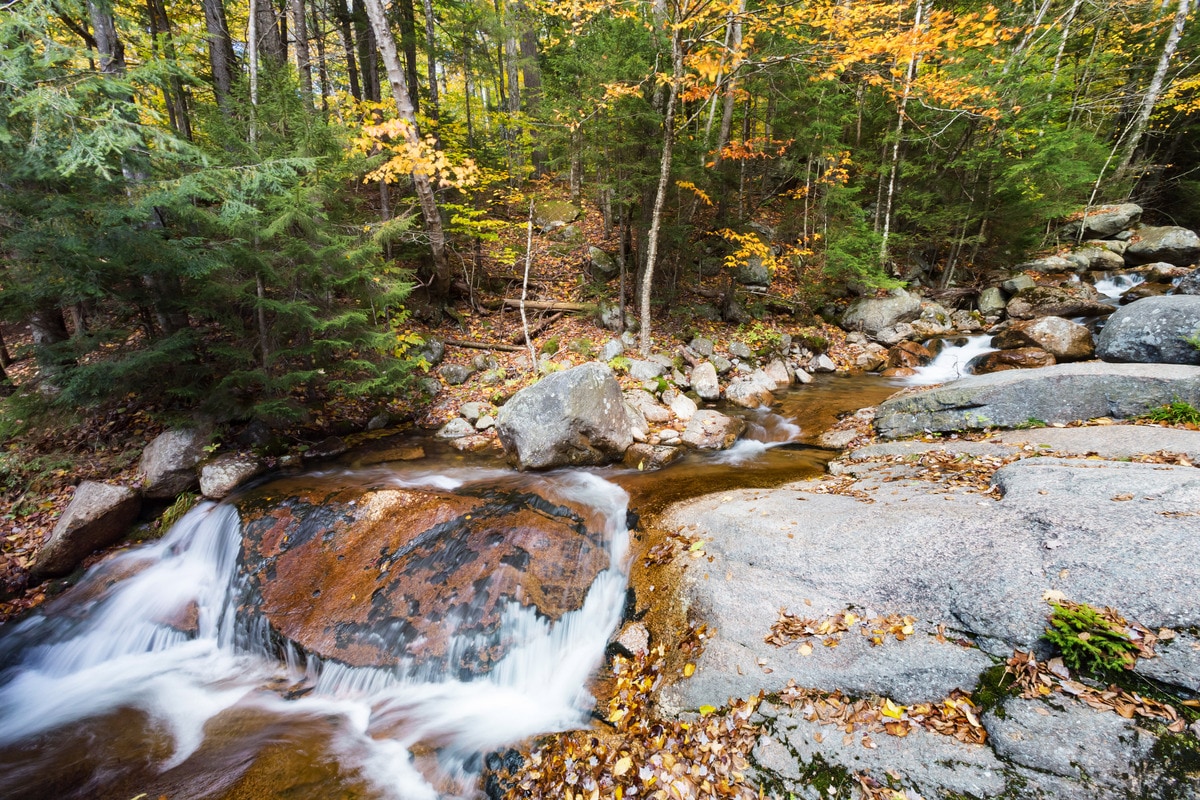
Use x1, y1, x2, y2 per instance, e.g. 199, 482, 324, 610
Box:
1043, 601, 1138, 675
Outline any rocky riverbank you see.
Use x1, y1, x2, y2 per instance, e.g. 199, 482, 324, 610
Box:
651, 422, 1200, 799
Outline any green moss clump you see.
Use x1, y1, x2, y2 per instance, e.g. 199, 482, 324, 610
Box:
1043, 602, 1138, 675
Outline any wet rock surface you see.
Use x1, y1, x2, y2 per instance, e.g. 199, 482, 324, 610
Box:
235, 480, 609, 676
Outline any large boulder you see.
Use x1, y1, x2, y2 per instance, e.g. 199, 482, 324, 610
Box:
1016, 254, 1076, 274
661, 437, 1200, 799
1097, 295, 1200, 365
1057, 203, 1142, 239
533, 200, 580, 232
31, 482, 141, 580
977, 286, 1006, 316
1065, 246, 1126, 272
1124, 225, 1200, 266
841, 289, 922, 336
587, 246, 618, 279
735, 256, 771, 286
1005, 284, 1113, 319
690, 361, 721, 401
874, 362, 1200, 438
496, 362, 633, 469
991, 316, 1095, 361
140, 429, 207, 499
235, 480, 610, 676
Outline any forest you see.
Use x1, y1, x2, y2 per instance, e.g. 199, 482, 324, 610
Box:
0, 0, 1197, 420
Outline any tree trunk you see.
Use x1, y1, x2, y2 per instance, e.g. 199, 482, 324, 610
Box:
1114, 0, 1191, 183
290, 0, 314, 104
398, 0, 420, 113
254, 0, 287, 67
311, 1, 330, 112
879, 0, 926, 271
30, 307, 73, 384
421, 0, 440, 120
361, 0, 451, 297
352, 0, 380, 101
146, 0, 192, 139
638, 28, 682, 357
332, 0, 362, 100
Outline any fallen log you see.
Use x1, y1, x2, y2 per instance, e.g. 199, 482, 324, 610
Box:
444, 338, 525, 353
501, 299, 591, 312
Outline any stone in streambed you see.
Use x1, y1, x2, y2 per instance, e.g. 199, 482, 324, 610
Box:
140, 428, 207, 499
235, 481, 609, 676
31, 482, 142, 581
496, 363, 633, 470
681, 410, 744, 450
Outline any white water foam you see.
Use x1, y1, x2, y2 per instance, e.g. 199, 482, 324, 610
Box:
1093, 271, 1145, 300
0, 469, 631, 798
713, 407, 803, 464
903, 335, 996, 385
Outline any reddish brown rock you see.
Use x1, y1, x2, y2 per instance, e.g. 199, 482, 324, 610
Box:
991, 317, 1094, 362
972, 347, 1056, 374
235, 482, 609, 677
886, 341, 934, 369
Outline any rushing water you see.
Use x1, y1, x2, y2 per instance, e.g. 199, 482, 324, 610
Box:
0, 374, 905, 799
1093, 271, 1145, 301
902, 335, 995, 385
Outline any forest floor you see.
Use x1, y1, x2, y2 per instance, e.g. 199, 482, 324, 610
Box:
0, 185, 860, 622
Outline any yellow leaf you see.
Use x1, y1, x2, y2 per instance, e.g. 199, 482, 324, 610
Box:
614, 756, 633, 776
683, 663, 696, 677
881, 698, 906, 719
699, 704, 717, 715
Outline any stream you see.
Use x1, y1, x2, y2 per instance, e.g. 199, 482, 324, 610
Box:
0, 373, 910, 800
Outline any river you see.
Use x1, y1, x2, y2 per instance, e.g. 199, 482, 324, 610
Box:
0, 372, 910, 800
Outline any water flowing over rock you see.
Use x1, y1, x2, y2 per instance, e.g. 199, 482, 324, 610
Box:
1096, 295, 1200, 365
236, 481, 610, 677
991, 316, 1095, 362
496, 362, 633, 470
31, 482, 141, 580
874, 362, 1200, 438
1124, 225, 1200, 266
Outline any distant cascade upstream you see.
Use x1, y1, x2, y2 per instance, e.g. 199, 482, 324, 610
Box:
0, 468, 631, 800
903, 334, 995, 385
1093, 271, 1145, 301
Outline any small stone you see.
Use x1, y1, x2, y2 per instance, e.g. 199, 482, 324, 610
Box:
669, 393, 699, 422
479, 369, 506, 385
200, 454, 266, 500
599, 339, 625, 361
366, 412, 391, 431
711, 355, 733, 375
682, 410, 746, 450
460, 402, 489, 423
437, 418, 477, 439
475, 415, 496, 431
728, 340, 753, 359
614, 621, 650, 656
439, 364, 474, 385
811, 354, 837, 372
691, 362, 720, 401
623, 443, 684, 471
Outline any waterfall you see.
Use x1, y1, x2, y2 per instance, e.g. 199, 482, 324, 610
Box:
0, 469, 631, 799
903, 334, 996, 385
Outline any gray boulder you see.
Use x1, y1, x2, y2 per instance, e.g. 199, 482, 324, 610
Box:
624, 389, 671, 422
417, 337, 445, 366
680, 410, 745, 450
1097, 295, 1200, 365
668, 392, 698, 422
688, 337, 715, 357
623, 443, 684, 471
1066, 246, 1126, 272
690, 362, 720, 401
841, 289, 922, 336
627, 359, 666, 382
1006, 284, 1112, 319
727, 340, 753, 360
1000, 274, 1037, 294
533, 200, 580, 232
1125, 225, 1200, 266
724, 375, 775, 409
31, 482, 141, 580
1017, 254, 1077, 274
1177, 268, 1200, 295
587, 246, 617, 278
436, 417, 477, 439
459, 401, 489, 423
735, 256, 771, 286
140, 429, 207, 499
977, 287, 1006, 316
1058, 203, 1142, 239
495, 363, 633, 469
199, 454, 265, 500
992, 316, 1095, 362
874, 362, 1200, 437
439, 363, 474, 385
